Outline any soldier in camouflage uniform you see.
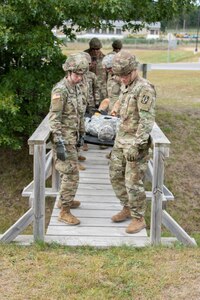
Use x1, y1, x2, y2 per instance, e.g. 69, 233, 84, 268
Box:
111, 39, 123, 54
110, 50, 156, 234
100, 53, 121, 115
79, 52, 101, 153
49, 54, 88, 225
75, 53, 90, 162
80, 52, 101, 114
84, 37, 107, 101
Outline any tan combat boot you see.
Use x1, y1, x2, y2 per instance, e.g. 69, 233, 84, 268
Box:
78, 163, 86, 171
111, 206, 131, 222
57, 199, 81, 209
70, 200, 81, 208
126, 217, 146, 234
82, 143, 88, 151
58, 207, 80, 225
78, 155, 86, 161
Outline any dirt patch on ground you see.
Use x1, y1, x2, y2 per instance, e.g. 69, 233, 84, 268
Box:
162, 276, 200, 300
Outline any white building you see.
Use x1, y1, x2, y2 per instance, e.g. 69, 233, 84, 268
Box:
53, 21, 161, 40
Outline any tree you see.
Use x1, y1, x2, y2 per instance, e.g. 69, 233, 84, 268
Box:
0, 1, 66, 148
161, 5, 200, 32
0, 0, 196, 149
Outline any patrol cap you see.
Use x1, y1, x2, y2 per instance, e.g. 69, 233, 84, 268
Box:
89, 37, 102, 49
112, 50, 139, 76
112, 39, 122, 49
102, 53, 115, 69
62, 54, 89, 75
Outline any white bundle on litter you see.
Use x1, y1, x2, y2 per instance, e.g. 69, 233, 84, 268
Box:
85, 115, 120, 141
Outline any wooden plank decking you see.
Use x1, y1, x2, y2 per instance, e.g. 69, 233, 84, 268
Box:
46, 144, 148, 247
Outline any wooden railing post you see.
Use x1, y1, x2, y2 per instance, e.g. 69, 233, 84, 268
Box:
150, 146, 166, 245
142, 63, 148, 78
33, 144, 46, 241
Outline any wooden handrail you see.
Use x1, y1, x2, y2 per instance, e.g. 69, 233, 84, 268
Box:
28, 114, 50, 145
28, 114, 51, 154
151, 123, 170, 148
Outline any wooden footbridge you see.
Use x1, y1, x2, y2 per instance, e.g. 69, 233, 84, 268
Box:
0, 114, 196, 247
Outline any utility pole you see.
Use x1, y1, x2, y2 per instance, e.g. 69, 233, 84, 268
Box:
183, 19, 186, 32
195, 7, 200, 53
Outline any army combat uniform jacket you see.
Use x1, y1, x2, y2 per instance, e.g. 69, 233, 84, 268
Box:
110, 75, 156, 218
49, 77, 84, 206
49, 77, 84, 145
87, 71, 101, 110
84, 49, 107, 101
107, 74, 121, 114
115, 75, 156, 149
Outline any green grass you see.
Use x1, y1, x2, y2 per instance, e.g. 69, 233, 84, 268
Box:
1, 243, 200, 300
1, 45, 200, 299
148, 70, 200, 106
135, 49, 200, 63
63, 42, 200, 63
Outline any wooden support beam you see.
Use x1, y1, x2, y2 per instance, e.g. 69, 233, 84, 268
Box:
22, 151, 53, 197
142, 63, 148, 78
45, 150, 53, 179
0, 208, 33, 243
162, 210, 197, 246
150, 146, 166, 245
33, 144, 46, 241
1, 234, 196, 248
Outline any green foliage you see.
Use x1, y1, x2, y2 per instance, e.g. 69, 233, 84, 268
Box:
161, 2, 200, 32
0, 0, 196, 149
59, 0, 197, 34
0, 0, 65, 148
0, 65, 64, 148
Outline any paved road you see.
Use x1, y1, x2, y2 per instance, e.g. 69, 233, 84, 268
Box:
150, 62, 200, 71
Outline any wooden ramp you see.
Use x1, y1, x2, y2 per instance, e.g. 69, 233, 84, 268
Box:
46, 144, 148, 247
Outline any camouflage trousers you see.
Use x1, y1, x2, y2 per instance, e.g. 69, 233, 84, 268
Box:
54, 145, 79, 207
109, 147, 149, 218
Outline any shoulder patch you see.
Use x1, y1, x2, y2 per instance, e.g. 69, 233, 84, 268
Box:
51, 92, 63, 112
138, 89, 153, 111
52, 93, 61, 100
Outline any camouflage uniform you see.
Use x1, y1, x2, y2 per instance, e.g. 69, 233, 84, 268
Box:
79, 71, 101, 115
87, 71, 101, 112
107, 39, 123, 55
101, 53, 121, 114
107, 74, 121, 114
67, 53, 89, 115
78, 74, 89, 114
79, 52, 101, 113
49, 55, 88, 208
110, 51, 156, 220
84, 38, 107, 101
112, 39, 123, 51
